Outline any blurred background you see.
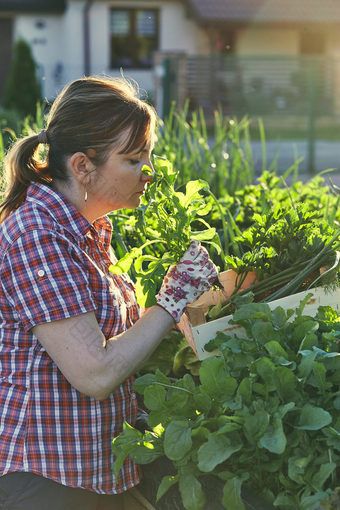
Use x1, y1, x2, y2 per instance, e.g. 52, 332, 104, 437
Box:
1, 0, 340, 176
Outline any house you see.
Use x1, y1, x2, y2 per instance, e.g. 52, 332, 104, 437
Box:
189, 0, 340, 56
183, 0, 340, 116
0, 0, 209, 109
1, 0, 340, 116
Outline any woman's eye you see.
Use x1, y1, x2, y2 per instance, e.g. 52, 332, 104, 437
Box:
129, 159, 140, 165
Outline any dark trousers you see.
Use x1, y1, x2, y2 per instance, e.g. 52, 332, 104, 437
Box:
0, 472, 125, 510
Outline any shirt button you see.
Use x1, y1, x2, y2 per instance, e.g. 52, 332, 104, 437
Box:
37, 270, 45, 277
131, 392, 137, 400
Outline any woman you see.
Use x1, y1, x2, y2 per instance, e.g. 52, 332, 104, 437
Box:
0, 76, 217, 509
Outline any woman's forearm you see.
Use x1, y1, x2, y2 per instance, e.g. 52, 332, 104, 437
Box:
95, 306, 174, 398
32, 306, 175, 400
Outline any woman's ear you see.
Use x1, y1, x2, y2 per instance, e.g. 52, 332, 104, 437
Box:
68, 152, 96, 185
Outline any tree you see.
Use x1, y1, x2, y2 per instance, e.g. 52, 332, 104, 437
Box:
3, 38, 42, 117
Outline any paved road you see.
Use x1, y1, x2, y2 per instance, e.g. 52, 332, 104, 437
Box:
251, 139, 340, 184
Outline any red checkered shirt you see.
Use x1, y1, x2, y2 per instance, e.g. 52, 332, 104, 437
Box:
0, 182, 141, 494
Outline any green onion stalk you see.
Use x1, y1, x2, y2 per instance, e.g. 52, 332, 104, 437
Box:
208, 230, 340, 321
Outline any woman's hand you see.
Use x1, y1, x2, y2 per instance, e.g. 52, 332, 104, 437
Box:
156, 240, 218, 322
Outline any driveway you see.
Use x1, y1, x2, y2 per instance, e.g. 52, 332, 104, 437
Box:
250, 139, 340, 184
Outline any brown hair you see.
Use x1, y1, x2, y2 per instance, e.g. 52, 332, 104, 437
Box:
0, 76, 157, 222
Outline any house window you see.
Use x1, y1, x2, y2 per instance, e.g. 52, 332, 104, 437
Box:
110, 9, 159, 69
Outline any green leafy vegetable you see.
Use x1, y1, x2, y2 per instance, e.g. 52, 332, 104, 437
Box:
110, 156, 221, 306
112, 298, 340, 509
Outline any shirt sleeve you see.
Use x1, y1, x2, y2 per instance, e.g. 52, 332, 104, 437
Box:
0, 229, 97, 331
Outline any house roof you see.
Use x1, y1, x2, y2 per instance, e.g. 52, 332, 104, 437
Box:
0, 0, 66, 13
187, 0, 340, 23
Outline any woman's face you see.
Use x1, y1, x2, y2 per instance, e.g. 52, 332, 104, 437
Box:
89, 134, 154, 213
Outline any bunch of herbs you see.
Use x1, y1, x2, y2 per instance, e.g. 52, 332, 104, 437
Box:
155, 103, 255, 197
208, 204, 340, 320
109, 156, 221, 307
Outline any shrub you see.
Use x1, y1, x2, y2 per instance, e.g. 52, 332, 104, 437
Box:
2, 38, 42, 117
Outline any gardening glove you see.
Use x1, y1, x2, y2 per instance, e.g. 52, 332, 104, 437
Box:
156, 240, 218, 322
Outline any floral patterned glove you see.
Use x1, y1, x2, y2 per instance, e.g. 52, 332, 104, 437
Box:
156, 241, 218, 322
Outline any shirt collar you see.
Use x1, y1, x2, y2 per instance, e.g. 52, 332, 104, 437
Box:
26, 182, 112, 245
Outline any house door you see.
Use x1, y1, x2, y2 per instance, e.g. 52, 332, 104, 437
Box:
0, 18, 13, 102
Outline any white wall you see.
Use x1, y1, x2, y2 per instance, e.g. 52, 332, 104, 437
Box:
60, 0, 87, 90
89, 1, 108, 74
14, 14, 64, 100
159, 2, 209, 54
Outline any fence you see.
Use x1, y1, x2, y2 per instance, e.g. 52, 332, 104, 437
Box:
163, 55, 337, 117
162, 55, 340, 174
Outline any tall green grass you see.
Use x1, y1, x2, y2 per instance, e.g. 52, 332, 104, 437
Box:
0, 102, 46, 186
1, 100, 338, 229
155, 101, 258, 196
0, 101, 262, 198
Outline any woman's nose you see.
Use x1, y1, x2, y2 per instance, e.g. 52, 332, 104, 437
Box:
141, 163, 154, 182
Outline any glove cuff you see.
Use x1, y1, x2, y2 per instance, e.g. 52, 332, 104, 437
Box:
155, 297, 185, 323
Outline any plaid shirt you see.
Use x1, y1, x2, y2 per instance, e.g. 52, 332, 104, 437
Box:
0, 182, 141, 494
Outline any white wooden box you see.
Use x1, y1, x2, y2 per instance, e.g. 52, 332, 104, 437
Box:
178, 286, 340, 360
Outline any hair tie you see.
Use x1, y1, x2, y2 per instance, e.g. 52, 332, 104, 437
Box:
37, 129, 48, 144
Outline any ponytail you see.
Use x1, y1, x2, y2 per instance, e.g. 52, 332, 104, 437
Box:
0, 134, 51, 223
